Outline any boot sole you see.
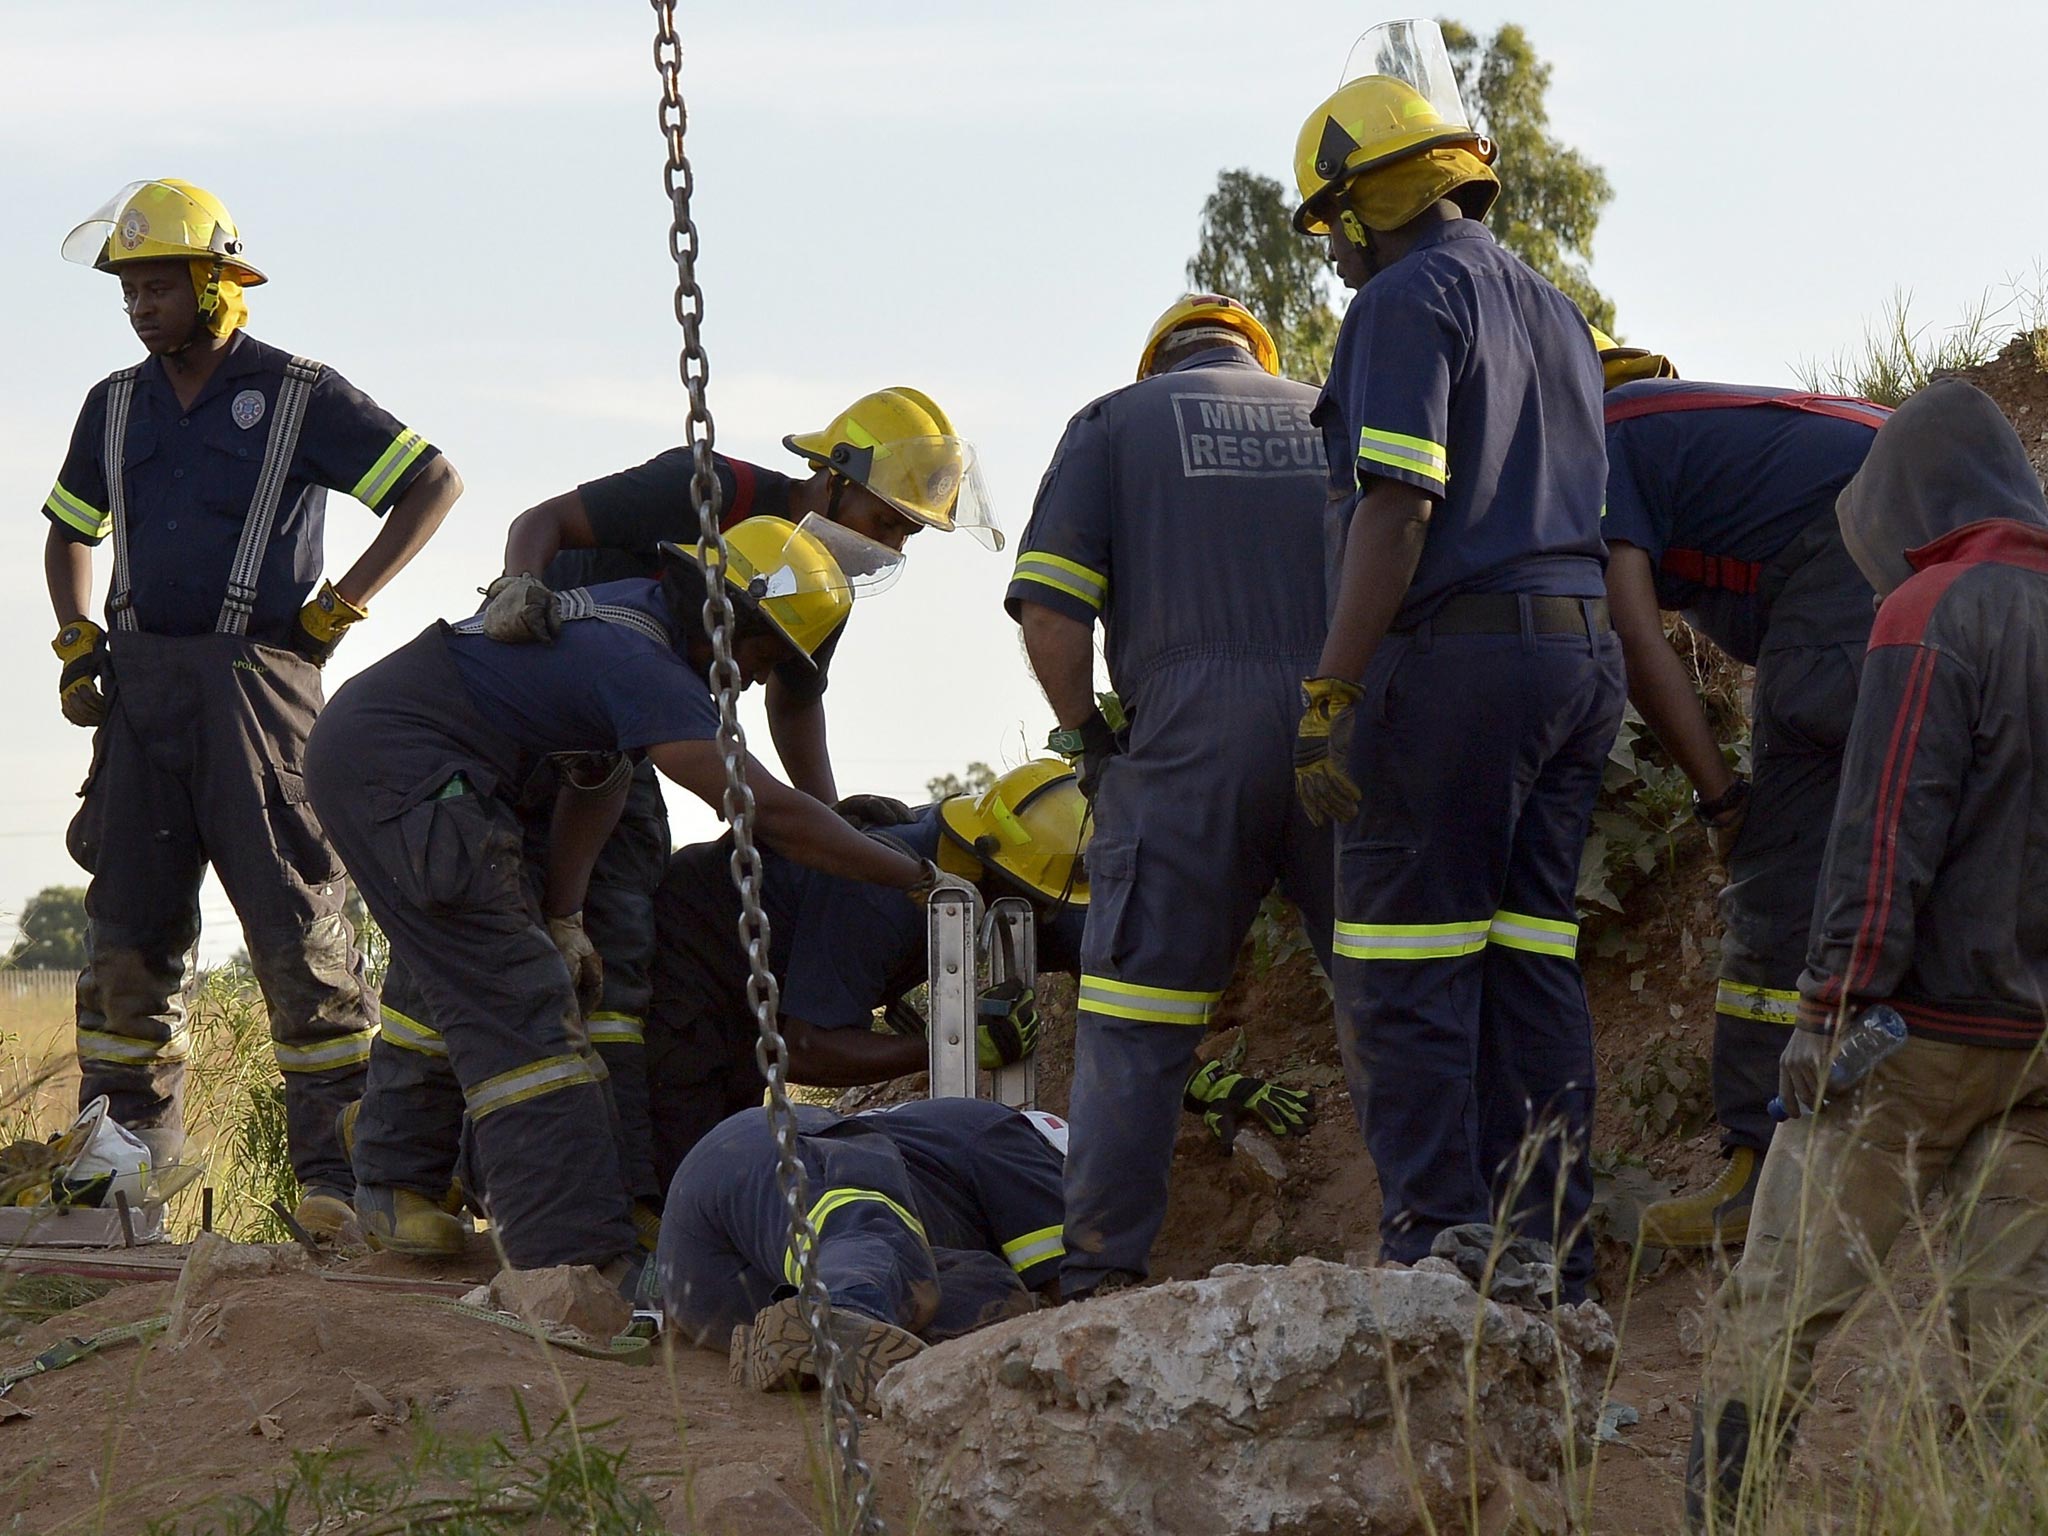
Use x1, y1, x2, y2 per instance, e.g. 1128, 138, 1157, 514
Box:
729, 1295, 925, 1412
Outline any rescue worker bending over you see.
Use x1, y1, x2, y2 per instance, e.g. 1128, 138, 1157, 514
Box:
307, 520, 933, 1273
1689, 382, 2048, 1528
661, 1098, 1069, 1412
1289, 22, 1622, 1298
479, 390, 997, 1223
1593, 342, 1889, 1251
1006, 292, 1332, 1302
42, 180, 460, 1235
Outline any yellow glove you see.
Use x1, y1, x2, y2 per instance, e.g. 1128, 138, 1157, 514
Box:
294, 580, 370, 666
52, 620, 107, 728
1294, 676, 1364, 827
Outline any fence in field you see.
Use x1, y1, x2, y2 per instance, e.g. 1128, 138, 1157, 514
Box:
0, 969, 77, 1002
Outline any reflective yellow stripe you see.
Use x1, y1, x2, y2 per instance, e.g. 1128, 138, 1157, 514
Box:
782, 1186, 930, 1286
1001, 1223, 1065, 1273
76, 1027, 187, 1066
275, 1032, 375, 1073
1716, 980, 1801, 1027
1332, 919, 1489, 961
350, 429, 430, 507
466, 1053, 597, 1120
1078, 974, 1222, 1025
45, 482, 110, 540
586, 1012, 645, 1047
1487, 909, 1580, 959
1357, 426, 1448, 486
378, 1004, 446, 1058
1012, 551, 1107, 612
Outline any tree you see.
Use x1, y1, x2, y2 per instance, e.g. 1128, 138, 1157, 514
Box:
926, 762, 997, 802
1441, 21, 1615, 332
9, 886, 88, 971
1186, 20, 1615, 379
1186, 170, 1344, 384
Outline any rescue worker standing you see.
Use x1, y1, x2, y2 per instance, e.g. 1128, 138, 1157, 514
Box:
42, 180, 461, 1232
1593, 345, 1889, 1251
1688, 384, 2048, 1528
1288, 23, 1622, 1297
311, 522, 933, 1269
1008, 292, 1330, 1301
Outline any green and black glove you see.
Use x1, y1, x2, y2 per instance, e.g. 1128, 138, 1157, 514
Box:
1047, 705, 1123, 803
52, 619, 107, 728
1185, 1060, 1315, 1151
976, 979, 1040, 1070
1294, 676, 1363, 826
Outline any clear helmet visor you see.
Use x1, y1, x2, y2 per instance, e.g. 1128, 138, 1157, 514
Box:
785, 512, 906, 598
1338, 18, 1476, 136
852, 435, 1003, 551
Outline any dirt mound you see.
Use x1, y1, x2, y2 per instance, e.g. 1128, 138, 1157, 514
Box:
1957, 333, 2048, 487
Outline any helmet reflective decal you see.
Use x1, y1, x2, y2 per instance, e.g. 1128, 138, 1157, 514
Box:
118, 208, 151, 250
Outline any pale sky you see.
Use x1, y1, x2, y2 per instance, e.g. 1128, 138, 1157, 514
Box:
2, 1, 2043, 961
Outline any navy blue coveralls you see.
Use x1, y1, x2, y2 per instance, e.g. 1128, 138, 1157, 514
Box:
507, 453, 837, 1207
309, 580, 719, 1269
643, 806, 1085, 1187
1604, 380, 1886, 1151
44, 332, 437, 1194
1004, 346, 1335, 1293
1316, 221, 1624, 1293
658, 1098, 1065, 1348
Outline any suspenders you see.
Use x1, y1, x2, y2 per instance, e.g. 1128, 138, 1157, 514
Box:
451, 589, 674, 649
99, 357, 324, 637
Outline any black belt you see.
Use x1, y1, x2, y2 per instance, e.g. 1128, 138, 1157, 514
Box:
1395, 593, 1610, 637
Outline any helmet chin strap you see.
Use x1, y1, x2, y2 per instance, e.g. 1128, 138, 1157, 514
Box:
1338, 209, 1387, 282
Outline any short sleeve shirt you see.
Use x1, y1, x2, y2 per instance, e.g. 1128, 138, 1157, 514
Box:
1603, 379, 1882, 658
446, 579, 718, 756
1314, 221, 1608, 625
44, 333, 439, 643
574, 450, 838, 699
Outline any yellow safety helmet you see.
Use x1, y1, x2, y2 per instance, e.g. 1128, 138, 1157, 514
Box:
1292, 20, 1496, 237
784, 388, 1003, 549
1589, 325, 1680, 389
937, 759, 1092, 907
1135, 293, 1281, 381
62, 179, 266, 285
662, 514, 897, 672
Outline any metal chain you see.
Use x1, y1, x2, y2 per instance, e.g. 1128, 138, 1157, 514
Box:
648, 8, 885, 1533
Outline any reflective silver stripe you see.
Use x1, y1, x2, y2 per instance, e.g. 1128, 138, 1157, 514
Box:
102, 368, 141, 633
1012, 551, 1108, 612
1077, 975, 1220, 1024
275, 1032, 375, 1072
465, 1053, 598, 1120
350, 429, 429, 507
378, 1005, 446, 1057
1001, 1224, 1065, 1272
586, 1012, 645, 1046
1716, 980, 1801, 1026
1331, 920, 1490, 961
77, 1026, 187, 1065
1486, 910, 1579, 959
217, 358, 321, 635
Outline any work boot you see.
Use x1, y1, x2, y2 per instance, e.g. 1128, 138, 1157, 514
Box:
292, 1187, 356, 1241
355, 1184, 467, 1259
1640, 1147, 1760, 1250
1684, 1399, 1754, 1532
337, 1101, 466, 1214
730, 1295, 925, 1413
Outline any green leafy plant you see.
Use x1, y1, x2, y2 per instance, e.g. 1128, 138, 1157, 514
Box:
1608, 1027, 1714, 1143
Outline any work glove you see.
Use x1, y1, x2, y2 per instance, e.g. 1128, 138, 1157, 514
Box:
975, 978, 1040, 1070
291, 580, 370, 667
546, 911, 604, 1017
52, 620, 107, 728
1185, 1061, 1315, 1151
1694, 776, 1751, 867
1775, 1026, 1833, 1123
1047, 706, 1123, 803
833, 794, 915, 832
480, 572, 561, 643
1294, 676, 1364, 827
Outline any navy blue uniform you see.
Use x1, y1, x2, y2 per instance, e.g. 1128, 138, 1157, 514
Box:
658, 1099, 1064, 1348
46, 333, 438, 1193
1316, 221, 1624, 1295
313, 581, 715, 1270
1604, 381, 1885, 1149
1006, 346, 1335, 1293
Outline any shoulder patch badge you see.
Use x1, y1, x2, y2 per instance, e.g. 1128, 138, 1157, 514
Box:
232, 389, 266, 430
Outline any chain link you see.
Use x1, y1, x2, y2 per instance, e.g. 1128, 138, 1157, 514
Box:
649, 6, 885, 1531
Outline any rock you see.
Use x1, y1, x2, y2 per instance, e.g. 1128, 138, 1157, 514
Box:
1429, 1222, 1559, 1308
167, 1232, 313, 1346
881, 1256, 1613, 1536
1228, 1129, 1288, 1194
486, 1265, 630, 1340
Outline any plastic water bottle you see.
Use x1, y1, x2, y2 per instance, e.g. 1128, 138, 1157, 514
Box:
1767, 1004, 1909, 1121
